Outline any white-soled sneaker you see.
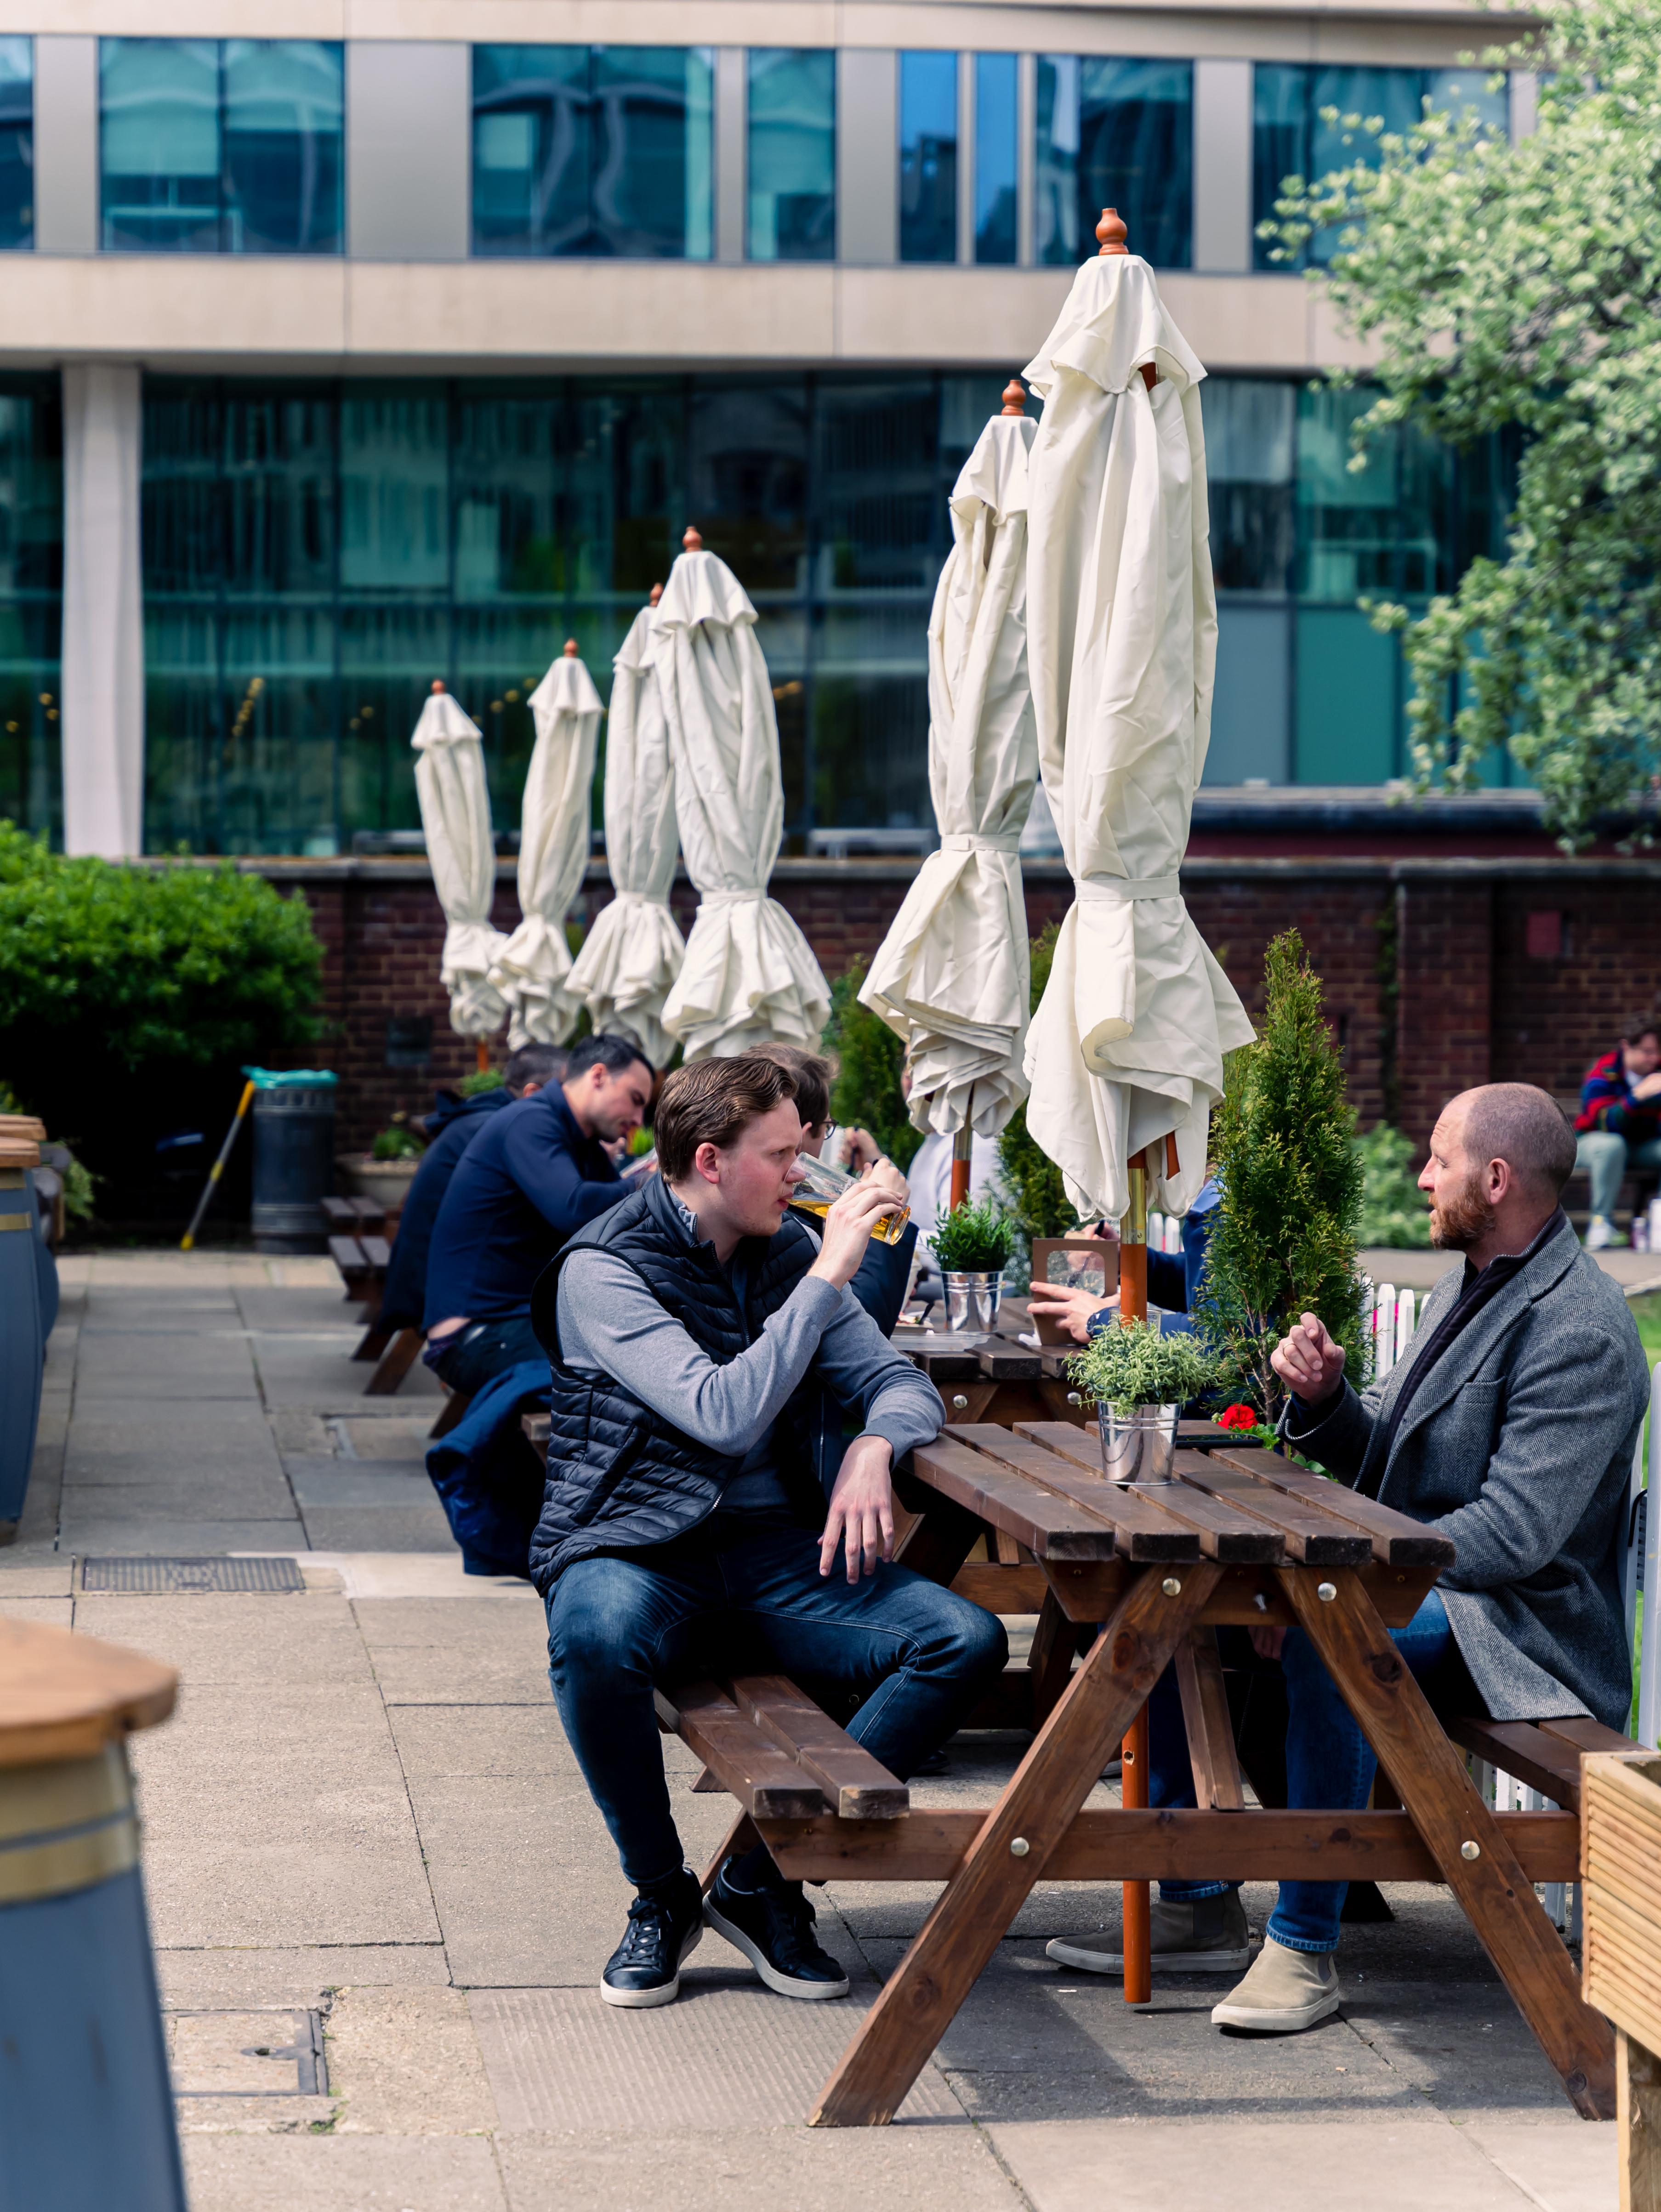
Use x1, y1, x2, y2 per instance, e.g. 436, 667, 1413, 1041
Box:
1211, 1934, 1341, 2032
1047, 1889, 1251, 1975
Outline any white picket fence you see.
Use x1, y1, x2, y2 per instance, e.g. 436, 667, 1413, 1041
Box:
1360, 1276, 1418, 1385
1145, 1210, 1185, 1257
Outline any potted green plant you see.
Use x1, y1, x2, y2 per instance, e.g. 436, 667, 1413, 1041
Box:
1069, 1319, 1217, 1481
931, 1198, 1020, 1333
337, 1113, 426, 1209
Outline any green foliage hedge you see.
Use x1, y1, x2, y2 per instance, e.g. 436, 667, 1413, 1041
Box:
997, 923, 1078, 1242
1355, 1123, 1432, 1248
820, 959, 922, 1171
0, 830, 322, 1068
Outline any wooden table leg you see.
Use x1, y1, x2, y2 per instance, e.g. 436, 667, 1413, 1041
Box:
1280, 1568, 1616, 2121
808, 1561, 1222, 2128
1122, 1705, 1151, 2005
1175, 1628, 1246, 1811
1027, 1589, 1076, 1730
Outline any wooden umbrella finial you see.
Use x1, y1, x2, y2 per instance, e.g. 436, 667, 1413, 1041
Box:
1000, 379, 1027, 416
1096, 207, 1129, 256
649, 582, 663, 606
430, 678, 445, 693
682, 526, 703, 552
563, 639, 578, 657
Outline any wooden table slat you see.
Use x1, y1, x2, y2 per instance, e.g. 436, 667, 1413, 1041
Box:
962, 1426, 1202, 1562
909, 1437, 1121, 1560
1013, 1426, 1285, 1564
1205, 1445, 1455, 1569
1172, 1458, 1374, 1567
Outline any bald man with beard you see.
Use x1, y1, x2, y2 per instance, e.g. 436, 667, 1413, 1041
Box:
1045, 1083, 1648, 2036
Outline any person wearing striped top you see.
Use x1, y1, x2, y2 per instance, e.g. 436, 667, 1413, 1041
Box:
1574, 1014, 1661, 1249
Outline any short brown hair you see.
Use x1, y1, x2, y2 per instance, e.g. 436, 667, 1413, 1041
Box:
1621, 1013, 1661, 1047
751, 1042, 833, 1130
654, 1054, 799, 1182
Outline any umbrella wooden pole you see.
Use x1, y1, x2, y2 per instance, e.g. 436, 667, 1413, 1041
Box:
1118, 1140, 1154, 2006
475, 1039, 491, 1074
949, 1126, 973, 1212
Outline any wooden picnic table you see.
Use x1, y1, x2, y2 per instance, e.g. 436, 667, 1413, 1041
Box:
665, 1421, 1614, 2128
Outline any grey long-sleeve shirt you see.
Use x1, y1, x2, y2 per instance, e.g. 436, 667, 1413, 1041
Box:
556, 1229, 943, 1523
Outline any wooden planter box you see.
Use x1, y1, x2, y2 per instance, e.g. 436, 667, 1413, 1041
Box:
1581, 1751, 1661, 2209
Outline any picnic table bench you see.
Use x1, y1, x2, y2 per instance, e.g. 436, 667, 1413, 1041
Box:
653, 1420, 1623, 2128
324, 1195, 432, 1397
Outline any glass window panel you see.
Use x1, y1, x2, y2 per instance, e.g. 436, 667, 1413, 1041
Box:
1307, 66, 1424, 267
974, 54, 1017, 266
452, 383, 563, 601
455, 605, 563, 828
1035, 56, 1080, 266
339, 603, 451, 834
899, 51, 957, 265
0, 375, 62, 840
1206, 604, 1290, 784
1297, 381, 1451, 601
566, 380, 686, 598
217, 609, 338, 852
747, 50, 834, 262
0, 40, 32, 251
141, 380, 223, 598
817, 378, 941, 591
472, 46, 590, 256
471, 46, 713, 259
687, 379, 808, 595
340, 386, 450, 593
222, 41, 343, 254
1295, 607, 1400, 782
1425, 67, 1509, 134
1252, 62, 1307, 272
590, 47, 713, 259
1078, 57, 1192, 269
1202, 378, 1296, 595
219, 386, 336, 597
143, 600, 221, 851
102, 39, 222, 251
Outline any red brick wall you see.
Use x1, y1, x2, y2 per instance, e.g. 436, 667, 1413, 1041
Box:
255, 857, 1661, 1159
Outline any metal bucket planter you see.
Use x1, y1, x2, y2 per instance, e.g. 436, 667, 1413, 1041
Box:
1098, 1401, 1180, 1482
943, 1270, 1003, 1333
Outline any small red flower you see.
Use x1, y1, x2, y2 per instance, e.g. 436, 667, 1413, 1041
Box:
1216, 1403, 1259, 1432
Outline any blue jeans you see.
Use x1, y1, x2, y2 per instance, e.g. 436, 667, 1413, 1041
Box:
1575, 1131, 1661, 1220
1146, 1590, 1455, 1953
546, 1525, 1008, 1888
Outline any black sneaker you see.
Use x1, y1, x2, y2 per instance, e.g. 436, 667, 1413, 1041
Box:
600, 1866, 704, 2010
705, 1860, 851, 2001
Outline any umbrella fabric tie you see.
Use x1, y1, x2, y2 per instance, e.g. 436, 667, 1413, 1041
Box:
939, 832, 1023, 855
1075, 875, 1180, 901
699, 889, 768, 908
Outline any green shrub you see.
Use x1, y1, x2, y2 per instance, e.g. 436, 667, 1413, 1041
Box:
996, 923, 1079, 1242
370, 1120, 424, 1162
931, 1197, 1019, 1274
820, 959, 922, 1171
1070, 1318, 1217, 1415
1191, 930, 1365, 1421
457, 1068, 505, 1096
1355, 1123, 1431, 1248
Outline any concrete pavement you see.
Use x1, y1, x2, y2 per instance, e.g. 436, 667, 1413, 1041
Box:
1, 1252, 1621, 2212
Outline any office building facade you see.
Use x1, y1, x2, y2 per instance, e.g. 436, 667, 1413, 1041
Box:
0, 1, 1530, 857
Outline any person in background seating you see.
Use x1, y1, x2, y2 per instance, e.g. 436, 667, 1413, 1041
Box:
1575, 1013, 1661, 1250
378, 1046, 567, 1336
423, 1035, 654, 1397
1046, 1082, 1648, 2036
531, 1054, 1006, 2010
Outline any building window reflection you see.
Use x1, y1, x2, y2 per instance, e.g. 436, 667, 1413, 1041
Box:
0, 40, 32, 251
0, 374, 62, 840
747, 50, 835, 262
1253, 64, 1508, 270
100, 38, 343, 253
899, 51, 957, 264
1037, 55, 1193, 267
974, 54, 1017, 266
471, 45, 712, 259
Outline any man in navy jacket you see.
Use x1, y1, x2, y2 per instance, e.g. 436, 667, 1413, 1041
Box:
423, 1034, 653, 1395
379, 1044, 567, 1333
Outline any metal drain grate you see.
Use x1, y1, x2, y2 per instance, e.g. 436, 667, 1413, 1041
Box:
80, 1556, 306, 1594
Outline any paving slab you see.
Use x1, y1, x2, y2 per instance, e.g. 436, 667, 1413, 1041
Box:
284, 1458, 434, 1504
985, 2116, 1587, 2212
388, 1703, 582, 1782
338, 1414, 452, 1459
73, 1591, 375, 1687
0, 1557, 74, 1594
0, 1593, 73, 1626
495, 2126, 1019, 2212
159, 1946, 453, 2008
62, 1517, 311, 1555
238, 1286, 370, 1333
61, 1465, 298, 1514
304, 1503, 457, 1553
328, 1985, 501, 2135
470, 1986, 957, 2129
183, 2134, 509, 2212
131, 1682, 441, 1949
1461, 2120, 1618, 2212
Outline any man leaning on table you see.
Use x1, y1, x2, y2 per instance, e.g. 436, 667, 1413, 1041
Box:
1047, 1082, 1648, 2034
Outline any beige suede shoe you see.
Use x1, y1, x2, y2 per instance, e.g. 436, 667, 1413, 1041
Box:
1047, 1890, 1251, 1975
1211, 1934, 1341, 2031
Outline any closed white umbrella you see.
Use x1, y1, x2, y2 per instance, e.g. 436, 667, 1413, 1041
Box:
1021, 223, 1253, 1231
654, 528, 830, 1059
567, 590, 686, 1067
491, 640, 601, 1049
411, 682, 509, 1046
860, 383, 1039, 1152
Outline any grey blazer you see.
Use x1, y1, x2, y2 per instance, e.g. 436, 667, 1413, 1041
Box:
1286, 1215, 1647, 1729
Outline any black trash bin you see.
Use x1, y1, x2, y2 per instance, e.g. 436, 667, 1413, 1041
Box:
247, 1068, 338, 1254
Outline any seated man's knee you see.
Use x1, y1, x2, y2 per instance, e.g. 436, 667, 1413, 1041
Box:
547, 1559, 658, 1684
938, 1592, 1008, 1681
